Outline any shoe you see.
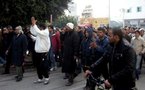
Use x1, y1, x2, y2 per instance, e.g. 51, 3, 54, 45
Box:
44, 78, 49, 85
16, 77, 22, 82
15, 76, 18, 79
65, 81, 73, 86
34, 79, 43, 84
50, 68, 54, 71
15, 75, 23, 79
63, 76, 68, 79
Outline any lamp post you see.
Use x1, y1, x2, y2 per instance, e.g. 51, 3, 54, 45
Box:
122, 8, 125, 28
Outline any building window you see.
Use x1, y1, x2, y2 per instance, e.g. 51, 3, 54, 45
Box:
137, 6, 142, 12
127, 8, 131, 13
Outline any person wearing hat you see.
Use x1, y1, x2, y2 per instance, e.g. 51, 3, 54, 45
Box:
139, 28, 145, 40
62, 22, 80, 86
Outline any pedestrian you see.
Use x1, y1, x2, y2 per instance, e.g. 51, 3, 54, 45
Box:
83, 27, 109, 90
85, 28, 137, 90
1, 27, 12, 74
11, 26, 28, 82
48, 25, 61, 71
62, 23, 80, 86
131, 30, 145, 80
30, 17, 51, 85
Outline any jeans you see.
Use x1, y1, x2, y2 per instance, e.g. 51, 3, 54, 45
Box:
48, 48, 56, 68
136, 55, 142, 70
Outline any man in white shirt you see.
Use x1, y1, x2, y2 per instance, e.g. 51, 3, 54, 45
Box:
30, 17, 51, 85
131, 30, 145, 80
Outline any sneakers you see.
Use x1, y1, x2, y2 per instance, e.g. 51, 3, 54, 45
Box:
44, 78, 50, 85
34, 78, 50, 85
34, 79, 43, 83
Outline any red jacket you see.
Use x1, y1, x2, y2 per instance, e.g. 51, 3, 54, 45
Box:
51, 31, 61, 53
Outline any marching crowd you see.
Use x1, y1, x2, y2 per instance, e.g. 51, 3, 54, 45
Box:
0, 17, 145, 90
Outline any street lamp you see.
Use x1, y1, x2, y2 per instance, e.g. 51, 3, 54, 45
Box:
120, 8, 125, 27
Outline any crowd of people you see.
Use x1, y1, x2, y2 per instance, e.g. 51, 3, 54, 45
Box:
0, 17, 145, 90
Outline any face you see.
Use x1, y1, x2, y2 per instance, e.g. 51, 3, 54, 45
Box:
135, 32, 140, 38
8, 28, 13, 33
65, 26, 70, 32
108, 30, 115, 44
31, 17, 37, 25
48, 27, 53, 32
14, 27, 19, 34
97, 30, 105, 39
85, 31, 89, 37
3, 28, 9, 34
140, 30, 144, 36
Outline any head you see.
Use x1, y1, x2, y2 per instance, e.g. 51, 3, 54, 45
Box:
135, 30, 140, 38
76, 26, 82, 32
14, 26, 23, 35
84, 28, 93, 38
2, 27, 9, 34
48, 25, 54, 32
31, 16, 36, 22
97, 27, 106, 39
108, 28, 123, 45
38, 23, 47, 30
7, 25, 13, 33
139, 28, 145, 36
65, 22, 74, 32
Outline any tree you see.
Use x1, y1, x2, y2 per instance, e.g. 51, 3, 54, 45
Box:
53, 15, 78, 28
0, 0, 72, 27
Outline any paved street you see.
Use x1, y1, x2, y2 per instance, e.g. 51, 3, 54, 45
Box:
0, 67, 145, 90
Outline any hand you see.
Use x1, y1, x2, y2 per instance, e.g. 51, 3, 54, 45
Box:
31, 17, 37, 26
139, 52, 144, 55
84, 70, 92, 78
74, 56, 77, 60
5, 50, 9, 55
104, 80, 111, 88
59, 49, 61, 52
90, 42, 97, 48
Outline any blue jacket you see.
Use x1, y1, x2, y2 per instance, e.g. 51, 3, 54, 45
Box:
81, 28, 93, 66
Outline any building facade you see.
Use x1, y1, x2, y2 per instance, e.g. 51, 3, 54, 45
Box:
124, 0, 145, 28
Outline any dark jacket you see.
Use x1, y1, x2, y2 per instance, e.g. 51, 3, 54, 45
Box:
62, 30, 79, 73
81, 28, 93, 69
91, 35, 109, 79
106, 39, 136, 90
11, 34, 28, 66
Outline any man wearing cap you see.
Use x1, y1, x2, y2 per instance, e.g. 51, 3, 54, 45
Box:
139, 28, 145, 40
62, 22, 80, 86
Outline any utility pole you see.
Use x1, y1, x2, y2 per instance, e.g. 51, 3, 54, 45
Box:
50, 14, 53, 25
108, 0, 111, 27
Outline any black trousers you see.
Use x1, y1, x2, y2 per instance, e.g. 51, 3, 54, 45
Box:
4, 54, 11, 73
35, 52, 49, 79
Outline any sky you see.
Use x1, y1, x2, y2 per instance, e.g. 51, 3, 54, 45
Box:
73, 0, 128, 21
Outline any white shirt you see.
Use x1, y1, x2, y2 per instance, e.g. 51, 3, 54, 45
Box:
30, 25, 51, 53
131, 36, 145, 55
